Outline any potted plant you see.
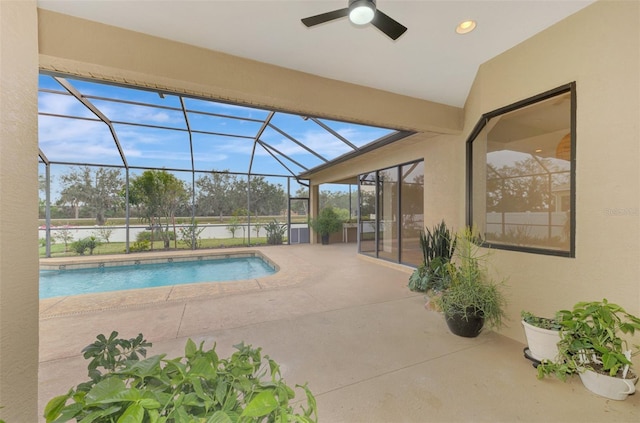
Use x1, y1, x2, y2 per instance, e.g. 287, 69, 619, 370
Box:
521, 311, 562, 363
537, 299, 640, 400
408, 220, 456, 295
434, 227, 507, 338
309, 207, 343, 245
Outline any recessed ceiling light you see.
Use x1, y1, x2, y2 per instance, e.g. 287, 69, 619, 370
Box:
535, 149, 543, 153
456, 20, 477, 34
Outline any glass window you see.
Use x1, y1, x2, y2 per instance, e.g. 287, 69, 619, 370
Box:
468, 83, 575, 256
377, 167, 399, 262
401, 161, 424, 266
359, 173, 377, 256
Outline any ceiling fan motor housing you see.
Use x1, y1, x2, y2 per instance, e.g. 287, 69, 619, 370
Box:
349, 0, 376, 12
349, 0, 377, 25
349, 0, 376, 7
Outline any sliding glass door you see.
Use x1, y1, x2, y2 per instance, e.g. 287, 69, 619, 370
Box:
358, 160, 423, 266
358, 172, 376, 256
400, 161, 424, 265
377, 167, 399, 261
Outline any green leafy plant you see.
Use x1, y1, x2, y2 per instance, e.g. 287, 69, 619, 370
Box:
136, 229, 175, 243
253, 221, 263, 238
81, 331, 151, 385
179, 221, 205, 249
227, 216, 242, 239
54, 225, 75, 253
521, 311, 562, 331
264, 220, 287, 245
434, 227, 507, 330
70, 236, 101, 256
537, 299, 640, 380
45, 332, 317, 423
408, 220, 456, 293
129, 240, 150, 252
93, 224, 114, 244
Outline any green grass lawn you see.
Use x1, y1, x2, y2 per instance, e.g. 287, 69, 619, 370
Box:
39, 236, 282, 258
40, 216, 307, 227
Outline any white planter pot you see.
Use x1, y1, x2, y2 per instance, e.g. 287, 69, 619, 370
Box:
521, 320, 561, 362
578, 369, 638, 400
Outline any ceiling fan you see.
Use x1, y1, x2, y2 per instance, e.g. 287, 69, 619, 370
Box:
301, 0, 407, 41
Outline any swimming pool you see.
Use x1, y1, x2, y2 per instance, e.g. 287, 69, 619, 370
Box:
40, 254, 277, 299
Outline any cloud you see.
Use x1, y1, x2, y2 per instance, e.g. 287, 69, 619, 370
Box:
38, 116, 121, 163
38, 92, 95, 118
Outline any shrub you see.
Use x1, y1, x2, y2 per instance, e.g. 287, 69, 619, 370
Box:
70, 239, 88, 255
70, 236, 100, 255
136, 229, 174, 243
265, 220, 287, 245
227, 216, 242, 239
93, 224, 114, 243
179, 221, 205, 249
129, 240, 150, 252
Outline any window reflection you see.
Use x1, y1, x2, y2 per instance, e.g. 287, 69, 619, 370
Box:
471, 87, 574, 254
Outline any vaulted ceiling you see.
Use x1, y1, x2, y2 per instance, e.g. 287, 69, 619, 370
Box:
37, 0, 595, 108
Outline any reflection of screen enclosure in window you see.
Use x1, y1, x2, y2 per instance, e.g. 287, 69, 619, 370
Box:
469, 84, 575, 256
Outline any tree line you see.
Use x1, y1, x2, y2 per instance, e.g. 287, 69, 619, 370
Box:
41, 166, 359, 224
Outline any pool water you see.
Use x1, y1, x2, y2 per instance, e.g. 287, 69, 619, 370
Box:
40, 257, 275, 299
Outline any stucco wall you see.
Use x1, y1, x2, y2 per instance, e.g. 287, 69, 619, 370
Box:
0, 1, 40, 421
463, 0, 640, 341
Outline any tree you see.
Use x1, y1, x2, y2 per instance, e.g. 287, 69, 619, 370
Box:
57, 166, 124, 224
292, 187, 309, 215
129, 170, 189, 249
195, 171, 234, 218
196, 171, 287, 218
244, 176, 286, 216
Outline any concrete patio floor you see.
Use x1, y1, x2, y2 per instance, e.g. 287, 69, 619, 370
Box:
39, 244, 639, 422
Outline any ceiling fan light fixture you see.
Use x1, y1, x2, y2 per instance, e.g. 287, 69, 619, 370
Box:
349, 0, 376, 25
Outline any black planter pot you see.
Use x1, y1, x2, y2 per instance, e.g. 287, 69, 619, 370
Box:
445, 308, 485, 338
321, 234, 329, 245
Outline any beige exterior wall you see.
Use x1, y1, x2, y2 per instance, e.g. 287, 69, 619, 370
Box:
0, 1, 40, 421
463, 0, 640, 341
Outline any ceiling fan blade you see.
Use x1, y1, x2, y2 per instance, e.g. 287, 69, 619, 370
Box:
371, 9, 407, 40
301, 8, 349, 27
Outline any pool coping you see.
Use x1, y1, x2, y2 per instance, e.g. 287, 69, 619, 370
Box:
39, 247, 303, 319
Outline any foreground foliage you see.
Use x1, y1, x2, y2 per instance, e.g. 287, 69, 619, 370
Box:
537, 299, 640, 380
45, 332, 317, 423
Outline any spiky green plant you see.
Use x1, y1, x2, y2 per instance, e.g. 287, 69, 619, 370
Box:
408, 220, 456, 293
434, 226, 507, 329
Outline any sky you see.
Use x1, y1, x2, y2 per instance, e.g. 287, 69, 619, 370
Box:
38, 74, 396, 199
